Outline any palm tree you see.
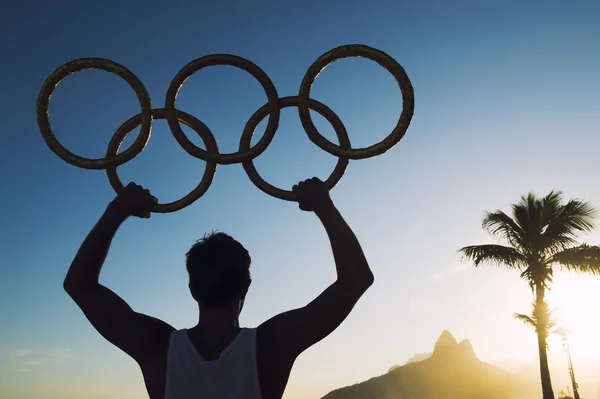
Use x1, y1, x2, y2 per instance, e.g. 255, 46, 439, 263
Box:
555, 327, 581, 399
514, 300, 558, 344
459, 191, 600, 399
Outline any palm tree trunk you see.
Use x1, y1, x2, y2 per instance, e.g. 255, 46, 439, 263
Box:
535, 283, 555, 399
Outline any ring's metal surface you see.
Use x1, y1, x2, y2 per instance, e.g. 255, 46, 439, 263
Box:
36, 58, 152, 170
105, 109, 218, 213
38, 45, 414, 209
297, 44, 415, 160
240, 96, 350, 201
165, 54, 280, 165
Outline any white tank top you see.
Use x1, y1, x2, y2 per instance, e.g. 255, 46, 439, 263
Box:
163, 328, 262, 399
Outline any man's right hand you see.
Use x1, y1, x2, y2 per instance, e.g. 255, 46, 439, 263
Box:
292, 177, 334, 214
108, 182, 157, 219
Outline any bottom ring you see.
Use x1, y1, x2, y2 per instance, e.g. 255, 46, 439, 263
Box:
239, 96, 350, 201
105, 108, 218, 213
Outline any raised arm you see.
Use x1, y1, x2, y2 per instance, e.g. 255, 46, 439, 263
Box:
63, 183, 174, 363
258, 178, 374, 364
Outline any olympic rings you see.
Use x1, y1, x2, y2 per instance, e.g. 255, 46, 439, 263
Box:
240, 96, 350, 201
105, 109, 217, 213
37, 44, 414, 212
36, 58, 152, 170
298, 44, 415, 160
165, 54, 280, 165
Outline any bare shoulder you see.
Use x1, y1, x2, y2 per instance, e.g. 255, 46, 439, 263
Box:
137, 319, 175, 399
256, 318, 297, 399
255, 279, 372, 399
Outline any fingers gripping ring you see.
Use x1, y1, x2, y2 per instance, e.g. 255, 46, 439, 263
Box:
105, 108, 218, 213
298, 44, 415, 160
165, 54, 280, 165
240, 96, 350, 202
36, 58, 152, 170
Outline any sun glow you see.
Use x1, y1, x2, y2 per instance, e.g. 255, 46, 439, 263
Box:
545, 274, 600, 361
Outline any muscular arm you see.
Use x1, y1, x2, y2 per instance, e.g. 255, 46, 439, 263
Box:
317, 203, 374, 287
282, 204, 374, 351
259, 183, 374, 368
64, 191, 174, 363
64, 205, 125, 289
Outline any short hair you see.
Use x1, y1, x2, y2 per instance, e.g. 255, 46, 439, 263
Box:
185, 232, 251, 307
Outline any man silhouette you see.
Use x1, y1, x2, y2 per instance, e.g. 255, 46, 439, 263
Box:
64, 177, 374, 399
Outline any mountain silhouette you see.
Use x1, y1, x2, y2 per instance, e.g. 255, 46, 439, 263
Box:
322, 330, 536, 399
405, 352, 431, 365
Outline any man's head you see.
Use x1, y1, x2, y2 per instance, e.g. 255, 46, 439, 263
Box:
186, 232, 251, 310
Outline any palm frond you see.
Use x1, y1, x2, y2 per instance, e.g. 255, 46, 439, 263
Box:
482, 210, 525, 250
511, 193, 544, 252
512, 194, 536, 236
514, 301, 558, 339
554, 325, 571, 338
458, 244, 528, 270
519, 263, 554, 290
540, 198, 598, 255
539, 191, 563, 227
559, 199, 597, 232
514, 313, 537, 329
547, 244, 600, 275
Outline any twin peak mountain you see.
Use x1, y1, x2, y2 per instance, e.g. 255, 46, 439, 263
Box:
391, 330, 478, 371
323, 330, 533, 399
411, 330, 477, 364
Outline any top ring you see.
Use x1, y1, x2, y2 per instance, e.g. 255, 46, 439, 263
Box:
36, 58, 152, 170
297, 44, 415, 160
165, 54, 280, 165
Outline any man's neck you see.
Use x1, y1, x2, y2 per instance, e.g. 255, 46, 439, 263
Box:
196, 306, 240, 331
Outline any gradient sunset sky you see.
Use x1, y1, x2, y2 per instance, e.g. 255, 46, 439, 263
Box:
1, 1, 599, 398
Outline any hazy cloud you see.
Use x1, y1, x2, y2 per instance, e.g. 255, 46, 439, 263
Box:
25, 358, 51, 366
1, 347, 71, 372
403, 221, 428, 239
13, 348, 32, 357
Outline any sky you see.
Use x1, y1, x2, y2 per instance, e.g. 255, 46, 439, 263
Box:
1, 0, 599, 398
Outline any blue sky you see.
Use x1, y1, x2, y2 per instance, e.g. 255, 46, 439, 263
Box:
1, 1, 600, 398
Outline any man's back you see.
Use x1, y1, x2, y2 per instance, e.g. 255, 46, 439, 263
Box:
63, 179, 374, 399
135, 324, 302, 399
163, 328, 261, 398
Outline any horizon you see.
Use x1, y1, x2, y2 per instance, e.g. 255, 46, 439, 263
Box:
1, 1, 600, 398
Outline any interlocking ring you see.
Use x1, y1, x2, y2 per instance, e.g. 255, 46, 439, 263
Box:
37, 44, 414, 212
105, 109, 218, 213
165, 54, 280, 165
36, 58, 152, 170
240, 96, 350, 201
298, 44, 415, 160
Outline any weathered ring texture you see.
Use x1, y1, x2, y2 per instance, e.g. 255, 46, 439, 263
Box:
36, 44, 414, 212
